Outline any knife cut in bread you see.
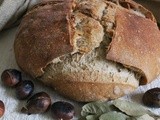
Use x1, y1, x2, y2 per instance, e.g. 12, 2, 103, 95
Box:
14, 0, 160, 102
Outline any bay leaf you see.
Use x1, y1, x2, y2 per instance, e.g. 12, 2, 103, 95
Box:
86, 115, 99, 120
78, 117, 87, 120
81, 101, 116, 116
127, 114, 155, 120
113, 99, 151, 117
135, 114, 155, 120
99, 111, 129, 120
79, 115, 99, 120
126, 118, 136, 120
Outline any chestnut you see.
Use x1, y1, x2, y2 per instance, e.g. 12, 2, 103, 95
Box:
15, 80, 34, 100
21, 92, 51, 115
51, 101, 75, 120
1, 69, 22, 87
142, 87, 160, 107
0, 100, 5, 118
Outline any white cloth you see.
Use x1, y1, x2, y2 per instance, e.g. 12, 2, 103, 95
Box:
0, 0, 41, 31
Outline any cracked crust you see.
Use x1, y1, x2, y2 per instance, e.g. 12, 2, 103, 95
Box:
107, 9, 160, 84
14, 0, 160, 101
14, 0, 73, 77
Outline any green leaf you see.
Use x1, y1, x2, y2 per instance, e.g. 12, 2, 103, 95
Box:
135, 114, 155, 120
113, 99, 151, 117
78, 116, 87, 120
79, 115, 99, 120
86, 115, 99, 120
127, 114, 155, 120
81, 101, 116, 116
126, 118, 136, 120
99, 111, 129, 120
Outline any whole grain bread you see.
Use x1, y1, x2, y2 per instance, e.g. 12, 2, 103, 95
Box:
14, 0, 160, 102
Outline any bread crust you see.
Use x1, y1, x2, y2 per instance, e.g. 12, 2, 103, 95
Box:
14, 0, 160, 101
118, 0, 156, 22
107, 9, 160, 84
14, 1, 73, 77
40, 74, 136, 102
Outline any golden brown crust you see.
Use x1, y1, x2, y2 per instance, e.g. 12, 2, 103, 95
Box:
41, 75, 136, 102
118, 0, 156, 22
14, 0, 160, 102
14, 0, 73, 77
39, 65, 139, 102
107, 9, 160, 84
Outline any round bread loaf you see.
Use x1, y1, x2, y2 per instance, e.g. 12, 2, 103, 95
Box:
14, 0, 160, 101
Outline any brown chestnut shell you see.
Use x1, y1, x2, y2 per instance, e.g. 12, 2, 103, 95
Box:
1, 69, 22, 87
21, 92, 51, 115
142, 87, 160, 107
0, 100, 5, 118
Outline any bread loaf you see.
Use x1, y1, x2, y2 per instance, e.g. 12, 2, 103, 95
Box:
14, 0, 160, 102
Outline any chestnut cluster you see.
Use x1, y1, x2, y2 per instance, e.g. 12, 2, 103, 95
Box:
1, 69, 75, 120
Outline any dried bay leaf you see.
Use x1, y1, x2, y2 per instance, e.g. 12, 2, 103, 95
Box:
86, 115, 99, 120
135, 114, 155, 120
81, 101, 117, 116
80, 99, 159, 120
78, 117, 87, 120
127, 114, 155, 120
99, 111, 129, 120
127, 118, 137, 120
78, 115, 99, 120
113, 99, 151, 117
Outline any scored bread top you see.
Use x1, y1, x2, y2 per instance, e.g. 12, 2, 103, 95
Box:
14, 0, 160, 84
14, 0, 73, 77
107, 9, 160, 84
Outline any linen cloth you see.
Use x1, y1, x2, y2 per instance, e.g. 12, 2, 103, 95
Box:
0, 0, 42, 31
0, 0, 160, 120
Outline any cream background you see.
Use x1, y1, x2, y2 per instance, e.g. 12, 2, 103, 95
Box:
0, 27, 160, 120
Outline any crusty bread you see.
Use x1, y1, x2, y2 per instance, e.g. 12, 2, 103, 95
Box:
14, 0, 160, 102
107, 9, 160, 84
